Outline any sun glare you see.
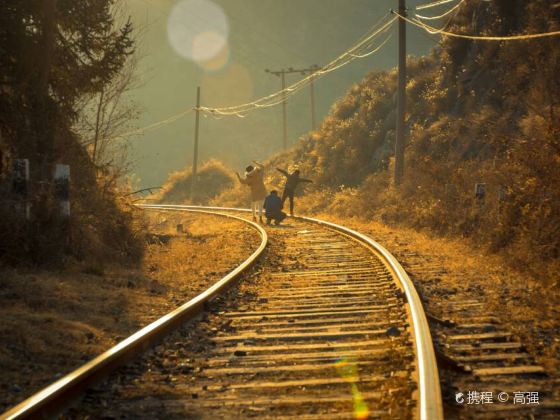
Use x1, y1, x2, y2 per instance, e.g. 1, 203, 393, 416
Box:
167, 0, 230, 68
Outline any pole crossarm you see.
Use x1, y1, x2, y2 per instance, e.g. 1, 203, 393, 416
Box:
265, 65, 321, 77
265, 64, 322, 146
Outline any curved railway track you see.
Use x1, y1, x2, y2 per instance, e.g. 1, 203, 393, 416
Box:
1, 206, 442, 420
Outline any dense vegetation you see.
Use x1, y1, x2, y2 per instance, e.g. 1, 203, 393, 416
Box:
156, 159, 237, 205
0, 1, 142, 265
266, 0, 559, 281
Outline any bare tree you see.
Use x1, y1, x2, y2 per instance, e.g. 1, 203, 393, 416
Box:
74, 4, 145, 192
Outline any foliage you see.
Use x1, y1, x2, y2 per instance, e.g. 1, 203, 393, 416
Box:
271, 0, 560, 282
0, 1, 141, 266
156, 159, 236, 205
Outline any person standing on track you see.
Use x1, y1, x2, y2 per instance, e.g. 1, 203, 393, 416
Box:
236, 161, 267, 223
276, 167, 312, 216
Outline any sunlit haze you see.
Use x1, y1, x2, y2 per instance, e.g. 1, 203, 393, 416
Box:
124, 0, 435, 188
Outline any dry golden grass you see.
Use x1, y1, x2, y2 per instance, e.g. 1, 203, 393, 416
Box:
0, 211, 259, 411
154, 159, 235, 205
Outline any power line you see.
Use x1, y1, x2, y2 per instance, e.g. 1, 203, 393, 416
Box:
394, 10, 560, 40
199, 14, 397, 116
349, 34, 392, 58
202, 15, 395, 115
415, 0, 465, 20
107, 10, 395, 137
416, 0, 457, 11
106, 107, 195, 141
265, 65, 321, 149
413, 0, 464, 34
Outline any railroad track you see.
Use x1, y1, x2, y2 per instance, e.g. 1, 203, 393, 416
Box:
400, 253, 560, 418
2, 206, 442, 420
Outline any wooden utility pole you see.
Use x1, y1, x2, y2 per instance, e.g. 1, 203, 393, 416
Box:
265, 65, 320, 148
281, 72, 287, 150
395, 0, 407, 186
310, 73, 317, 131
190, 86, 201, 199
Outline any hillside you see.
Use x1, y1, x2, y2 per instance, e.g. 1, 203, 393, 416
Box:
155, 159, 238, 205
261, 0, 560, 281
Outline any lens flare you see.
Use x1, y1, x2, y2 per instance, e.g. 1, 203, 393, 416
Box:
167, 0, 229, 65
198, 42, 230, 72
334, 357, 370, 420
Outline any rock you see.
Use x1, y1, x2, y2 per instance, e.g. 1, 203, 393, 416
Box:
386, 326, 401, 337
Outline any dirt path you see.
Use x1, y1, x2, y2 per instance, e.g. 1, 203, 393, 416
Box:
0, 211, 259, 412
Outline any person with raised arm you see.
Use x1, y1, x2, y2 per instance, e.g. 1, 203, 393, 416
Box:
276, 167, 312, 216
236, 161, 267, 222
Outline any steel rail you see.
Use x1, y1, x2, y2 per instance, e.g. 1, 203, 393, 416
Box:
139, 204, 444, 420
1, 209, 267, 420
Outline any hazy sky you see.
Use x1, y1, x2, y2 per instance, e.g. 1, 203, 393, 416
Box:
123, 0, 436, 188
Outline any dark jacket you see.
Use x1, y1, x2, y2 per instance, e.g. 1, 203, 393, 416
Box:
277, 168, 312, 191
263, 194, 283, 216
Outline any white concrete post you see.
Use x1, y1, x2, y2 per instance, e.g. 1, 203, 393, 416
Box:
54, 164, 70, 218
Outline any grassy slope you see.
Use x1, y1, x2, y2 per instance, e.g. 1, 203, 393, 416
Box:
250, 1, 560, 282
0, 212, 258, 411
154, 159, 237, 205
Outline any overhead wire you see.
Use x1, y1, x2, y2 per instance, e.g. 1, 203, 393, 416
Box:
201, 14, 395, 115
108, 9, 397, 131
394, 10, 560, 40
199, 14, 397, 117
416, 0, 458, 11
415, 0, 466, 21
105, 107, 195, 141
413, 0, 465, 34
349, 34, 393, 58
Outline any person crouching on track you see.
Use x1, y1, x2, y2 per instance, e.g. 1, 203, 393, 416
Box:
236, 161, 267, 223
263, 190, 286, 225
276, 167, 312, 216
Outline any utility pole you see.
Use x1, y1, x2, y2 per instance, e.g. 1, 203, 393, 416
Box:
265, 65, 320, 149
281, 71, 287, 150
394, 0, 407, 186
190, 86, 200, 200
310, 73, 317, 131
